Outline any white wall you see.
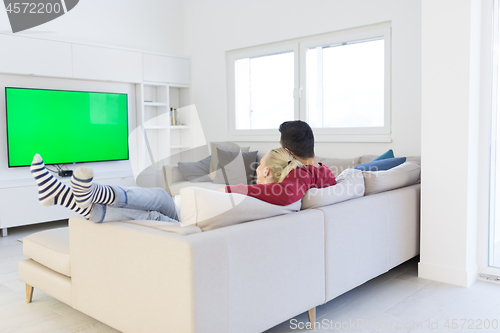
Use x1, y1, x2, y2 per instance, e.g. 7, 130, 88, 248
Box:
419, 0, 480, 287
183, 0, 421, 158
0, 0, 185, 55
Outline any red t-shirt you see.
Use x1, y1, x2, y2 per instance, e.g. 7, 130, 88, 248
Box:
225, 163, 337, 206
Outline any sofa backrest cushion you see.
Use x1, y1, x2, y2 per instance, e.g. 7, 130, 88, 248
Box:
363, 161, 421, 195
406, 156, 421, 163
359, 154, 378, 164
315, 156, 360, 176
180, 187, 301, 231
301, 168, 365, 209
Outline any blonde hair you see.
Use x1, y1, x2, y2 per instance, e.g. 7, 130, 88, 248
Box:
264, 147, 304, 183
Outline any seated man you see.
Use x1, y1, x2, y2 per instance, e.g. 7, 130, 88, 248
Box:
225, 120, 336, 205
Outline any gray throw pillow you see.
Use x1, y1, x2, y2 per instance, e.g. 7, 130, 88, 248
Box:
209, 142, 250, 175
178, 156, 212, 182
213, 148, 258, 185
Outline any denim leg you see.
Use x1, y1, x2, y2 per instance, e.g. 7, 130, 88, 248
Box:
89, 204, 179, 223
110, 186, 179, 221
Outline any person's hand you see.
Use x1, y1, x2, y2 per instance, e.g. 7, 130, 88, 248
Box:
216, 187, 226, 193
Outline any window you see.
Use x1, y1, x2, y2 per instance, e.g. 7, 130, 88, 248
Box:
227, 23, 391, 141
235, 52, 294, 130
306, 39, 385, 128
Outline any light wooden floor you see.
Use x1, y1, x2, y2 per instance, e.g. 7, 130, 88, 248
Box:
1, 222, 500, 333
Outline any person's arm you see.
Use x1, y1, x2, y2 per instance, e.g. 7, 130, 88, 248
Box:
225, 171, 310, 206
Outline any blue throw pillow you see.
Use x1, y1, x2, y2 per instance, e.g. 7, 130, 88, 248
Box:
354, 157, 406, 172
373, 149, 394, 161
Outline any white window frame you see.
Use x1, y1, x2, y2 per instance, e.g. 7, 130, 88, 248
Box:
299, 26, 391, 136
226, 41, 299, 141
478, 0, 500, 278
226, 22, 391, 142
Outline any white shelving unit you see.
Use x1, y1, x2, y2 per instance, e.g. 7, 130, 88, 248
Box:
135, 82, 193, 187
168, 84, 193, 160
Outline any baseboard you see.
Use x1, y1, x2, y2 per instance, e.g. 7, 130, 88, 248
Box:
466, 264, 479, 287
418, 261, 478, 287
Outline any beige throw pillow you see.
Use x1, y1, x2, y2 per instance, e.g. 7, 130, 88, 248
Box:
363, 161, 421, 195
180, 187, 301, 231
301, 168, 365, 210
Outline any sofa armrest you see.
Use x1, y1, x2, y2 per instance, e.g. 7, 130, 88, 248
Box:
162, 164, 186, 196
69, 217, 229, 333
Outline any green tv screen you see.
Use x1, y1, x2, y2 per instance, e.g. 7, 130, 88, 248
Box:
5, 87, 129, 167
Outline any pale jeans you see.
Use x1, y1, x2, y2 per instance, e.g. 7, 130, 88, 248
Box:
88, 186, 179, 223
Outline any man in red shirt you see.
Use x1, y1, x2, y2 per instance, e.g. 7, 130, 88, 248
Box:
225, 121, 337, 205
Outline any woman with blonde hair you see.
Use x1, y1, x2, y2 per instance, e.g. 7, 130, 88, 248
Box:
29, 146, 312, 223
255, 147, 303, 184
224, 145, 337, 206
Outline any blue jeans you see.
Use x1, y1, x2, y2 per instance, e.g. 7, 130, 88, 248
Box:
88, 186, 179, 223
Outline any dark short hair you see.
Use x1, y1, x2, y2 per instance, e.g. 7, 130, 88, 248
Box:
279, 120, 315, 158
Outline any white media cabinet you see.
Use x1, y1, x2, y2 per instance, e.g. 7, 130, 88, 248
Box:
0, 34, 192, 236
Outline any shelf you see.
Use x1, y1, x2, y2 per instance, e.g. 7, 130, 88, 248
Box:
168, 84, 190, 89
144, 102, 168, 106
170, 125, 190, 129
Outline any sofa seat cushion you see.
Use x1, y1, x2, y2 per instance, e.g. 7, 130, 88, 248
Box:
121, 220, 202, 235
23, 227, 71, 277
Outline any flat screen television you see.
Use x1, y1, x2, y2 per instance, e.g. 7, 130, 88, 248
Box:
5, 87, 129, 167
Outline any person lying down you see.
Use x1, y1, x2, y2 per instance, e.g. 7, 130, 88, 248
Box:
30, 147, 312, 223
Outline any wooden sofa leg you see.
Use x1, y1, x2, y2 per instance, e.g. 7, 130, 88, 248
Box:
307, 307, 316, 329
26, 284, 34, 304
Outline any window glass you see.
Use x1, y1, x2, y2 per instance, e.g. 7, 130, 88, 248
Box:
235, 52, 294, 130
306, 39, 385, 128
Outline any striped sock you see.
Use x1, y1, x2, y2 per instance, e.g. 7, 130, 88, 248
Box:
71, 167, 116, 209
30, 154, 93, 219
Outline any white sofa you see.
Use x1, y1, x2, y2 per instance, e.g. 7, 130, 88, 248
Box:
18, 177, 420, 333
